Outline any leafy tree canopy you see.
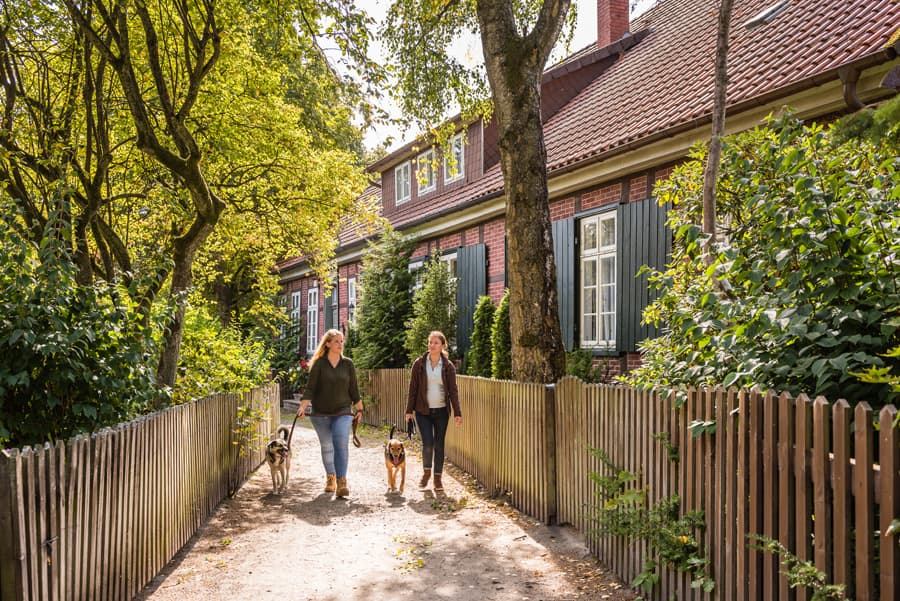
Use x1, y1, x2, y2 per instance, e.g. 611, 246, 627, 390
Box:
628, 112, 900, 409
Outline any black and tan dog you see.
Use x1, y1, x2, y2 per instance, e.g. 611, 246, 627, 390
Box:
266, 426, 291, 494
384, 425, 406, 493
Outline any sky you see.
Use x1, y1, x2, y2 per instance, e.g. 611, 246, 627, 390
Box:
361, 0, 657, 151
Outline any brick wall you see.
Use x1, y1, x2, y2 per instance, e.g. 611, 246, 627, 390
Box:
581, 182, 622, 211
550, 196, 576, 221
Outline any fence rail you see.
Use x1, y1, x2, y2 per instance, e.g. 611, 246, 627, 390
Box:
363, 370, 899, 601
0, 384, 280, 601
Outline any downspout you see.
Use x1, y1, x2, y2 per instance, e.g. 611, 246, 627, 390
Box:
838, 66, 864, 110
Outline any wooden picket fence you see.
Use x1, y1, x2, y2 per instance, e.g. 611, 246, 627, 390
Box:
0, 384, 280, 601
364, 370, 899, 601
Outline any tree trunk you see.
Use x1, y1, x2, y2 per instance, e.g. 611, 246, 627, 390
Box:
701, 0, 735, 253
476, 0, 569, 383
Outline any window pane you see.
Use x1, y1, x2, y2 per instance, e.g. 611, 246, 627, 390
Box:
600, 217, 616, 247
582, 314, 597, 342
582, 258, 596, 286
601, 285, 615, 313
582, 287, 596, 313
600, 256, 616, 285
582, 220, 597, 252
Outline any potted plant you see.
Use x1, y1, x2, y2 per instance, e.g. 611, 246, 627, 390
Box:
285, 360, 310, 401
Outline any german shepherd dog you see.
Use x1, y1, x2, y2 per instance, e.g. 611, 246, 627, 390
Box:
266, 426, 291, 494
384, 425, 407, 493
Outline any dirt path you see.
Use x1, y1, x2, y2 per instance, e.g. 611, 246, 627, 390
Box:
136, 418, 636, 601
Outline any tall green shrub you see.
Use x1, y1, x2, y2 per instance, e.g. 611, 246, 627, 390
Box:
629, 113, 900, 408
405, 250, 457, 363
0, 211, 162, 447
466, 295, 495, 377
175, 305, 270, 404
491, 289, 512, 380
353, 227, 416, 370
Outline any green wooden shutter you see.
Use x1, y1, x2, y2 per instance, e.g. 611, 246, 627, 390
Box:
324, 283, 338, 330
455, 243, 486, 357
552, 218, 575, 351
616, 198, 670, 352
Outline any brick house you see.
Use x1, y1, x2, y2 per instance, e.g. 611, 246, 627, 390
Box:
278, 0, 900, 376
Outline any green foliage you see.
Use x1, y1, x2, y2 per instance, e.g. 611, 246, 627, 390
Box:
282, 359, 311, 396
232, 401, 269, 460
750, 535, 847, 600
405, 250, 458, 363
565, 348, 612, 383
587, 440, 714, 596
174, 307, 270, 404
465, 295, 496, 377
490, 289, 512, 380
0, 212, 162, 448
628, 114, 900, 408
353, 227, 417, 370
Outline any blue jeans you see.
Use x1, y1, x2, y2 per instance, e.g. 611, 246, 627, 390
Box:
309, 414, 353, 478
415, 407, 450, 474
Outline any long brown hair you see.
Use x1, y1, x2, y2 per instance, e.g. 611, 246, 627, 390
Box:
310, 329, 343, 368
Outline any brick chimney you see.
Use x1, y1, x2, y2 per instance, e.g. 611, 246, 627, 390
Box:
598, 0, 629, 47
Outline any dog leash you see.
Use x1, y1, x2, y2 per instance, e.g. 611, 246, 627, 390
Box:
352, 411, 362, 448
286, 413, 299, 450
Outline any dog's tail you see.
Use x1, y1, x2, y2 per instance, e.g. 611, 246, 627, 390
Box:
389, 424, 398, 440
276, 425, 290, 440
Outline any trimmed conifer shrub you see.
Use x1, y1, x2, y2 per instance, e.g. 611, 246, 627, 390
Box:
490, 289, 512, 380
466, 295, 495, 377
405, 250, 457, 364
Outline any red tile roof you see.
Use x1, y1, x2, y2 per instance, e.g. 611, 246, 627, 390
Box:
543, 0, 900, 172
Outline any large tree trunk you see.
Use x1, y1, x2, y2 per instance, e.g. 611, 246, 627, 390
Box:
477, 0, 569, 383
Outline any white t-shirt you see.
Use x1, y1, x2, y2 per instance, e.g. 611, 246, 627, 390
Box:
425, 357, 446, 409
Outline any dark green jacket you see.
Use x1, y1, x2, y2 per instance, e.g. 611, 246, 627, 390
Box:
302, 356, 360, 415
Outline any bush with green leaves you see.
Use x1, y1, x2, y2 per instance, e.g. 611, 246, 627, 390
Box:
465, 295, 495, 377
0, 212, 162, 448
174, 305, 271, 403
565, 348, 612, 383
353, 227, 416, 370
628, 113, 900, 408
491, 289, 512, 380
405, 250, 457, 363
587, 435, 713, 597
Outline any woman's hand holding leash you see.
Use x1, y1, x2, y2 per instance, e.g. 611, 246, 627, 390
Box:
297, 399, 310, 419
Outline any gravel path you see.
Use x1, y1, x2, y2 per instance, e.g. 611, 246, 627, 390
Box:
136, 419, 635, 601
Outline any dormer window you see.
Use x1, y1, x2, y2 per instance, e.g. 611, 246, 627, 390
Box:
443, 133, 465, 183
395, 161, 411, 204
417, 149, 436, 195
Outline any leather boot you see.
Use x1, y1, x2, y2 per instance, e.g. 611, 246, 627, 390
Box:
433, 473, 443, 491
418, 468, 431, 490
336, 477, 350, 498
325, 474, 336, 493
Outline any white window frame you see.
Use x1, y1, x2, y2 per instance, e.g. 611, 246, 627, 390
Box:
289, 291, 303, 352
306, 286, 319, 354
347, 277, 357, 326
440, 251, 457, 281
395, 161, 411, 204
408, 259, 425, 291
443, 133, 465, 183
416, 149, 436, 195
579, 212, 617, 349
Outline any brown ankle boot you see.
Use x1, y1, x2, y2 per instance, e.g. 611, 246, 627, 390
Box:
336, 477, 349, 498
433, 473, 443, 491
418, 469, 431, 490
325, 474, 336, 493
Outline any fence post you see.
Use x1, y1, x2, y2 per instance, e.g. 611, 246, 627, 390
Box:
0, 449, 24, 601
544, 384, 558, 525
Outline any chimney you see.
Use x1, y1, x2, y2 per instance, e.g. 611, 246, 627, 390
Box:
598, 0, 629, 47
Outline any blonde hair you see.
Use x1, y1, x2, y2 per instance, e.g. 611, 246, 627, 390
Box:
428, 330, 450, 360
310, 329, 344, 368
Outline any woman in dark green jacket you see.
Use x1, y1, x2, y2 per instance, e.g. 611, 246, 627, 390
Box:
298, 329, 362, 498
